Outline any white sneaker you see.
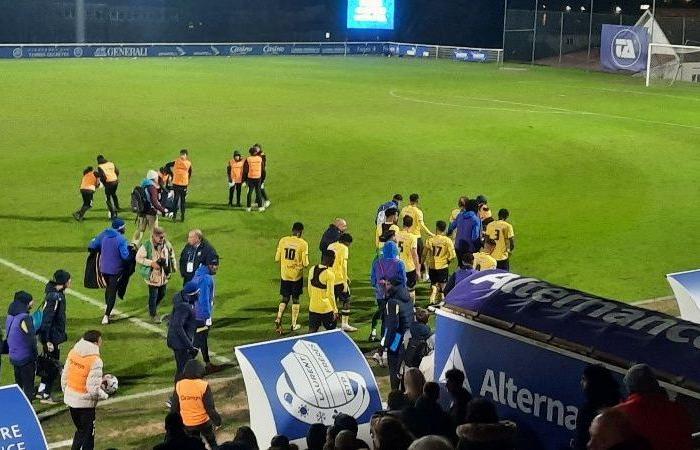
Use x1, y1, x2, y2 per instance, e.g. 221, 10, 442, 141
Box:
371, 352, 385, 367
291, 324, 301, 332
341, 323, 358, 332
101, 315, 109, 325
246, 207, 251, 212
264, 200, 271, 208
258, 207, 266, 212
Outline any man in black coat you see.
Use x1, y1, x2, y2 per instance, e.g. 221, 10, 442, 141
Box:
37, 270, 71, 404
383, 278, 414, 390
319, 218, 347, 253
167, 281, 200, 381
179, 229, 217, 285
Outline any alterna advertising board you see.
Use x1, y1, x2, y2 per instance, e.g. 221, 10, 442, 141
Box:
437, 270, 700, 449
0, 385, 49, 450
235, 330, 382, 447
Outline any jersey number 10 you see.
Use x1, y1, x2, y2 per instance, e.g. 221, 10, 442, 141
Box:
285, 248, 296, 260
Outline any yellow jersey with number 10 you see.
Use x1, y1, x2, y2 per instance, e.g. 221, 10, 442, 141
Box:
275, 236, 309, 281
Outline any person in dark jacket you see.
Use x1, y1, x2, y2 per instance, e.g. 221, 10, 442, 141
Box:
172, 359, 222, 450
89, 218, 133, 325
383, 279, 415, 390
456, 398, 517, 450
36, 270, 71, 404
574, 364, 622, 450
408, 382, 451, 439
179, 229, 217, 284
444, 253, 477, 296
133, 170, 169, 245
153, 412, 206, 450
167, 281, 200, 381
5, 291, 38, 401
318, 218, 347, 253
446, 368, 473, 429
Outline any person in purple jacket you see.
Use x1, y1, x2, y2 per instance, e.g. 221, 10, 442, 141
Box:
448, 199, 482, 260
5, 291, 38, 401
369, 241, 406, 347
89, 218, 133, 325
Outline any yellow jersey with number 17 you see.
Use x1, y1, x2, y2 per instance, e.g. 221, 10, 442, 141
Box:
485, 220, 515, 261
275, 236, 309, 281
425, 235, 456, 270
396, 230, 418, 272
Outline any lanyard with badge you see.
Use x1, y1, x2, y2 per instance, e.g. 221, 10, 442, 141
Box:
186, 245, 198, 274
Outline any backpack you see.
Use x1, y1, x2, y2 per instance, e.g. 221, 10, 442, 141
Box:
131, 185, 149, 214
404, 338, 429, 368
32, 301, 46, 330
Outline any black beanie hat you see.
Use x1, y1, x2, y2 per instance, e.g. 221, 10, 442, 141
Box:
53, 270, 71, 285
14, 291, 33, 305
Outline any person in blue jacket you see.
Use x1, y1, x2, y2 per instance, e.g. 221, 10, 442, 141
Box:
191, 254, 219, 373
5, 291, 38, 401
167, 281, 200, 381
89, 218, 133, 325
448, 199, 482, 259
383, 278, 415, 390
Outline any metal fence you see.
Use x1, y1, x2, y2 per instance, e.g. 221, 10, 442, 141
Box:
504, 8, 700, 67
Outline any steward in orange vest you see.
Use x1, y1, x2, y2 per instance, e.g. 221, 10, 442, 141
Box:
73, 167, 101, 221
97, 155, 121, 219
165, 149, 192, 222
227, 151, 245, 207
172, 359, 222, 449
243, 147, 265, 212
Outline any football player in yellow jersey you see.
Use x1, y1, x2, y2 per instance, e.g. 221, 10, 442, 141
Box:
423, 221, 456, 307
327, 234, 357, 332
400, 194, 434, 280
308, 251, 338, 333
375, 207, 400, 251
274, 222, 309, 334
397, 216, 421, 302
485, 208, 515, 271
473, 239, 498, 271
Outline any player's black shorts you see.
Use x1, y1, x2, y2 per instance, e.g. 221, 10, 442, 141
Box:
280, 279, 303, 298
429, 268, 449, 284
334, 284, 351, 304
309, 312, 337, 331
406, 270, 417, 290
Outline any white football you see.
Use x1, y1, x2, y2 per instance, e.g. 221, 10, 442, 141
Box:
103, 374, 119, 395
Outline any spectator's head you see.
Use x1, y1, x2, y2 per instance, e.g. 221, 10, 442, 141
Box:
498, 208, 509, 220
83, 166, 94, 175
12, 291, 33, 312
459, 252, 474, 270
179, 149, 188, 158
292, 222, 304, 236
183, 281, 200, 303
588, 408, 640, 450
112, 217, 126, 233
402, 215, 414, 229
306, 423, 327, 450
83, 329, 102, 347
475, 195, 488, 205
207, 254, 220, 275
270, 435, 289, 449
582, 364, 621, 406
182, 359, 205, 380
233, 150, 242, 160
624, 364, 662, 396
146, 169, 159, 181
423, 382, 441, 402
466, 199, 479, 213
334, 413, 358, 435
248, 147, 257, 156
233, 426, 259, 450
152, 227, 166, 244
187, 229, 203, 246
392, 193, 403, 204
387, 390, 408, 411
404, 368, 426, 398
483, 238, 496, 253
53, 269, 72, 290
371, 416, 414, 450
220, 442, 254, 450
458, 196, 469, 208
339, 233, 353, 247
385, 208, 399, 223
435, 220, 447, 234
96, 154, 106, 164
415, 308, 429, 324
163, 412, 185, 435
333, 218, 348, 233
334, 430, 357, 450
466, 398, 499, 424
322, 250, 336, 267
445, 368, 466, 394
409, 193, 419, 204
408, 435, 454, 450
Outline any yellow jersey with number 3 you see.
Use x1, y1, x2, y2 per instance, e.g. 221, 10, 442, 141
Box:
485, 220, 515, 261
396, 230, 418, 272
275, 236, 309, 281
425, 235, 456, 270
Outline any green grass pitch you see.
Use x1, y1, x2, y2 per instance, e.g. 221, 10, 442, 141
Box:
0, 56, 699, 447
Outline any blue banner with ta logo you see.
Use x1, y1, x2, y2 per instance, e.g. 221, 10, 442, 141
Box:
0, 385, 48, 450
601, 24, 649, 72
235, 330, 382, 446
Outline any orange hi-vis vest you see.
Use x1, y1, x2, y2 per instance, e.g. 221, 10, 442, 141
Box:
173, 157, 192, 186
246, 155, 262, 179
229, 159, 244, 183
176, 379, 210, 426
66, 350, 100, 394
80, 172, 99, 191
98, 162, 118, 183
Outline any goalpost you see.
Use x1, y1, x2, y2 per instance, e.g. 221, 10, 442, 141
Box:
646, 43, 700, 87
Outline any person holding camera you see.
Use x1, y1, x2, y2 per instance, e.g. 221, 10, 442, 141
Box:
136, 227, 177, 323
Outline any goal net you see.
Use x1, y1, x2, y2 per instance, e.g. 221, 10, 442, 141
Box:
646, 43, 700, 87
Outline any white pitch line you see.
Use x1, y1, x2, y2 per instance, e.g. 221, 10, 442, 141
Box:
389, 89, 700, 131
0, 256, 231, 364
